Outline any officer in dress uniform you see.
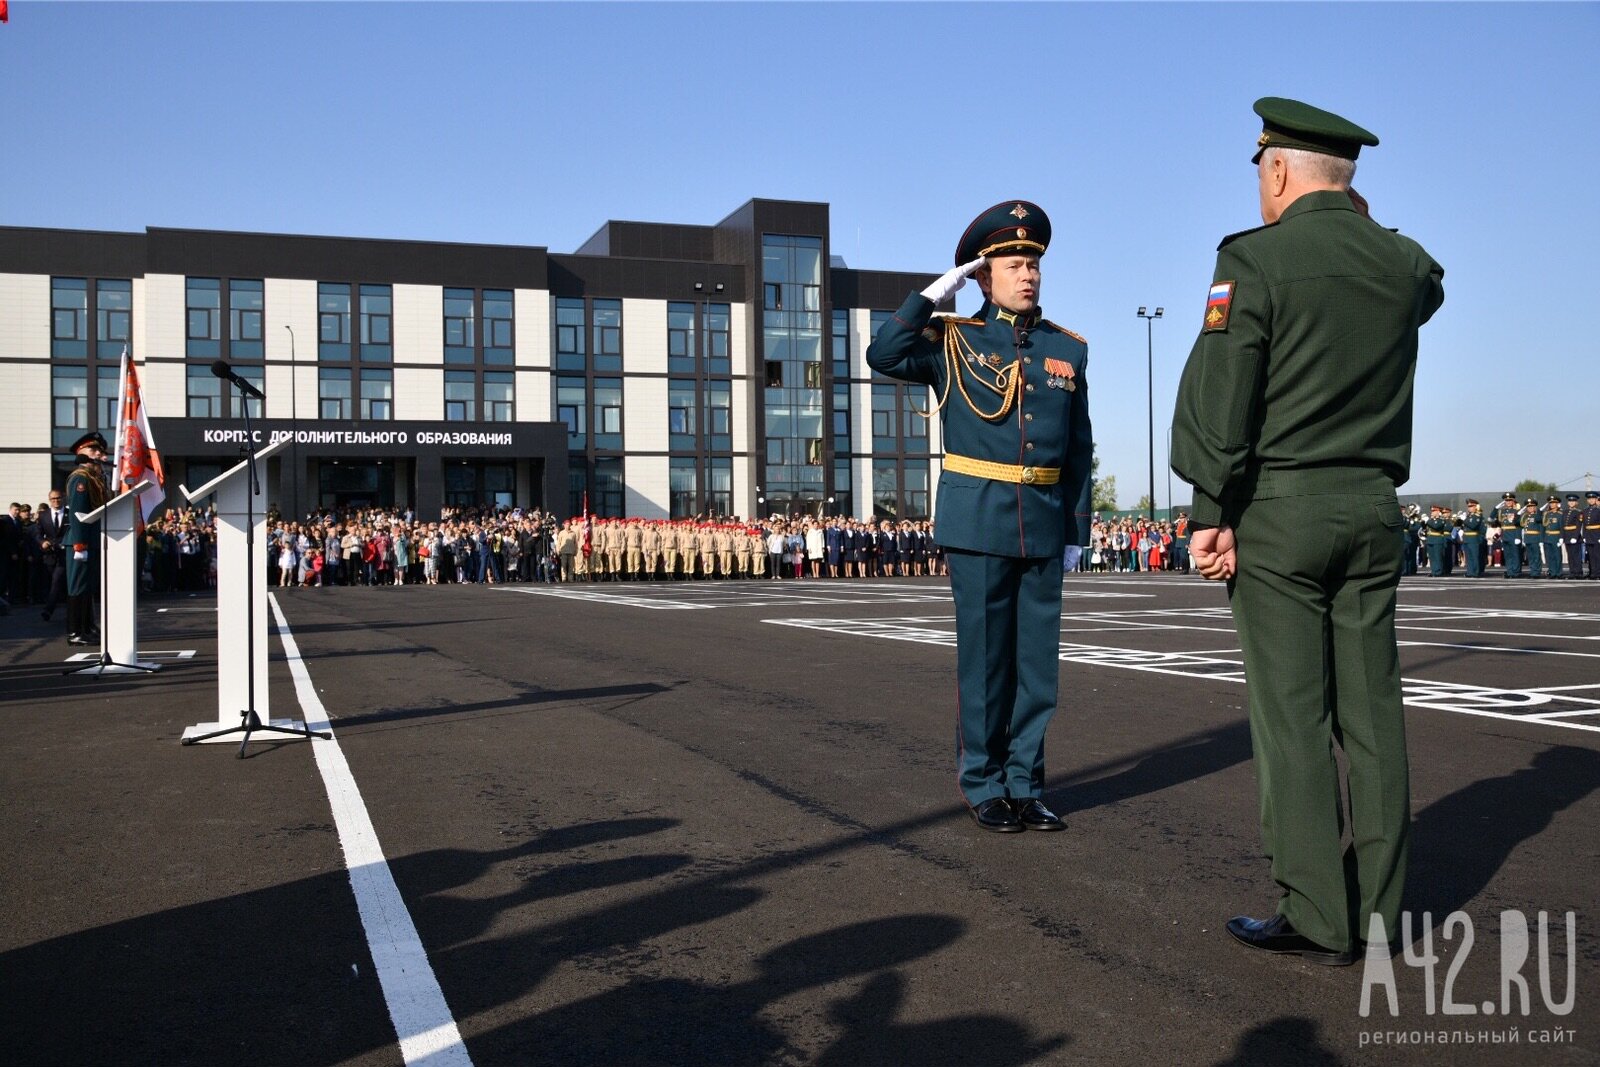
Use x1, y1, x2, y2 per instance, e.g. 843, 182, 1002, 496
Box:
1541, 496, 1565, 578
1522, 498, 1546, 578
1561, 493, 1584, 579
1171, 98, 1443, 966
1496, 492, 1524, 578
1424, 504, 1451, 576
1583, 490, 1600, 580
1401, 505, 1422, 576
867, 200, 1093, 834
1460, 499, 1486, 577
63, 431, 111, 645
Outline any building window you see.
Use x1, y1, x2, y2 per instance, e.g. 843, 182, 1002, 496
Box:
592, 299, 622, 372
872, 460, 901, 520
445, 370, 475, 422
707, 457, 732, 517
870, 310, 894, 349
187, 364, 223, 418
833, 459, 853, 519
51, 366, 88, 448
96, 279, 132, 358
96, 364, 119, 433
52, 278, 88, 358
670, 457, 698, 519
668, 379, 697, 450
484, 372, 514, 422
228, 366, 264, 419
668, 302, 696, 374
832, 383, 852, 453
359, 369, 393, 419
831, 308, 850, 379
705, 381, 731, 451
904, 459, 930, 519
761, 234, 825, 515
705, 303, 731, 375
318, 283, 352, 361
187, 278, 222, 359
318, 368, 352, 419
444, 288, 476, 365
765, 361, 783, 388
483, 289, 514, 365
903, 403, 929, 452
555, 297, 585, 371
593, 377, 623, 450
556, 376, 586, 447
594, 457, 624, 517
358, 284, 392, 361
230, 279, 265, 358
872, 383, 898, 453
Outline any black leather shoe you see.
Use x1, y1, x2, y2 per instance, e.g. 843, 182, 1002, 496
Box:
970, 797, 1023, 833
1014, 797, 1066, 831
67, 633, 90, 646
1226, 914, 1355, 966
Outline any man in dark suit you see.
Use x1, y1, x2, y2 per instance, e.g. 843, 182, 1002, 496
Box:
35, 488, 70, 622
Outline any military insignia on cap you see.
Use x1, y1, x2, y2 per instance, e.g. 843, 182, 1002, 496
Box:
1016, 228, 1027, 239
1010, 204, 1029, 220
1203, 281, 1235, 333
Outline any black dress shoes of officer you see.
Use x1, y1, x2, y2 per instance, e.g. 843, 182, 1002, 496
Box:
970, 797, 1023, 833
1226, 913, 1356, 966
1015, 797, 1066, 831
67, 633, 91, 646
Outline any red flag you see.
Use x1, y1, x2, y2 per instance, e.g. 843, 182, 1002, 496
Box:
580, 491, 592, 557
1, 2, 10, 25
111, 347, 167, 528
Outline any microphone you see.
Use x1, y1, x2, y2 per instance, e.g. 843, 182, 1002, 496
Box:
211, 360, 266, 400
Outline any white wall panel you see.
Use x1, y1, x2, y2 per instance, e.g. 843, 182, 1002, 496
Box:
0, 273, 49, 360
516, 290, 550, 368
265, 279, 317, 363
140, 274, 185, 361
393, 284, 442, 365
0, 453, 53, 514
394, 366, 442, 421
143, 361, 186, 419
624, 455, 669, 519
516, 369, 551, 422
624, 375, 667, 453
0, 363, 49, 449
730, 302, 750, 377
622, 298, 667, 374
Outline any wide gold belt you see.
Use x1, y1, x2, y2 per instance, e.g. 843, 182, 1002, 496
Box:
944, 453, 1060, 485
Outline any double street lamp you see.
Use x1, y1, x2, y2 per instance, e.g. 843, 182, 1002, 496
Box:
1136, 306, 1164, 520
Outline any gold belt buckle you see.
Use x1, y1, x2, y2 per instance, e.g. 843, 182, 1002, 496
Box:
1020, 466, 1037, 484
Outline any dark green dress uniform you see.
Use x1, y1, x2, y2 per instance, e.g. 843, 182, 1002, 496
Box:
63, 433, 109, 640
1460, 501, 1486, 577
1583, 491, 1600, 579
1541, 498, 1565, 578
1424, 508, 1451, 576
867, 201, 1093, 811
1497, 494, 1524, 578
1170, 98, 1444, 956
1522, 500, 1546, 577
1561, 494, 1584, 578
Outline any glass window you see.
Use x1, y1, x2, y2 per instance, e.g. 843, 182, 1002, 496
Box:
593, 377, 623, 449
318, 367, 352, 420
186, 277, 222, 358
96, 364, 120, 434
484, 371, 514, 422
359, 368, 393, 419
445, 370, 475, 422
705, 303, 731, 375
592, 299, 622, 372
556, 376, 586, 447
359, 284, 392, 361
707, 457, 732, 517
831, 309, 850, 379
52, 278, 88, 358
670, 457, 698, 519
872, 460, 900, 520
187, 363, 223, 418
230, 279, 264, 358
483, 289, 514, 365
869, 310, 894, 363
668, 379, 697, 450
97, 279, 132, 358
318, 282, 351, 360
667, 302, 696, 374
51, 365, 88, 448
444, 287, 476, 364
594, 457, 624, 517
904, 394, 929, 452
832, 383, 852, 454
904, 459, 930, 519
228, 365, 264, 419
555, 297, 585, 371
705, 381, 731, 451
872, 383, 898, 452
833, 459, 853, 519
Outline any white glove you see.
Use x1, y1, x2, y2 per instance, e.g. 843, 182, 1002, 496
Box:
73, 550, 88, 561
920, 257, 986, 305
1062, 544, 1083, 572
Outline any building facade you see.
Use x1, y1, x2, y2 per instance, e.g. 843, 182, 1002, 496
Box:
0, 198, 942, 521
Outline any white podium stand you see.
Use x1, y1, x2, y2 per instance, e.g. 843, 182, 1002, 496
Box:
72, 479, 161, 675
179, 437, 321, 749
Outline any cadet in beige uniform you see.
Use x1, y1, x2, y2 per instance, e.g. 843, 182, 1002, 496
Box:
625, 519, 644, 578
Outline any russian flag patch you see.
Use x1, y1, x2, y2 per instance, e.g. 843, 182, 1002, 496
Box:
1203, 281, 1235, 333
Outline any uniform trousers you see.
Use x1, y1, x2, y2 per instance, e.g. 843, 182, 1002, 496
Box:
1524, 534, 1545, 577
947, 548, 1063, 806
1230, 492, 1411, 954
1541, 537, 1563, 578
1462, 536, 1484, 576
1425, 538, 1447, 576
1503, 540, 1523, 577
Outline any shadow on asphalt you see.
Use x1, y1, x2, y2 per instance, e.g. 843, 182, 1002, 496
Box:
332, 683, 672, 732
1052, 720, 1251, 815
1213, 1015, 1341, 1066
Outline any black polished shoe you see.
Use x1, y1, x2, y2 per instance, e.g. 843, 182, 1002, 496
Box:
1226, 914, 1356, 967
970, 797, 1023, 833
1014, 797, 1066, 831
67, 633, 91, 646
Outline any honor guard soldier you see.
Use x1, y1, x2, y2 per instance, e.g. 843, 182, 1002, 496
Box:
867, 199, 1093, 834
1460, 499, 1486, 577
1425, 504, 1451, 575
1561, 493, 1584, 578
1522, 498, 1545, 578
63, 431, 111, 645
1583, 490, 1600, 579
1171, 98, 1444, 965
1496, 492, 1524, 578
1542, 496, 1566, 578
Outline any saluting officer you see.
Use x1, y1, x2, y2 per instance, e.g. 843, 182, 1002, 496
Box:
1541, 495, 1566, 578
867, 200, 1093, 834
1522, 497, 1546, 578
1425, 504, 1451, 576
1561, 493, 1584, 579
1171, 98, 1444, 966
63, 431, 111, 645
1583, 489, 1600, 580
1460, 499, 1486, 577
1496, 492, 1524, 578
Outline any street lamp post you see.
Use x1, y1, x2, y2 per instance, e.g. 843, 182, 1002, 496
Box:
1137, 306, 1164, 519
284, 324, 299, 519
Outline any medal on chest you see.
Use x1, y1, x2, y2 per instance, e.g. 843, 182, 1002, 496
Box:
1043, 357, 1075, 391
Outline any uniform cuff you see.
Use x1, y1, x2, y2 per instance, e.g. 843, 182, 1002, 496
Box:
1188, 488, 1227, 528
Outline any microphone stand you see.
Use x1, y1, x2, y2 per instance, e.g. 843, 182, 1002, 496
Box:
181, 383, 329, 756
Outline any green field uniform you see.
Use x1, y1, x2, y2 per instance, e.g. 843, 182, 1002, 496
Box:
1172, 185, 1445, 953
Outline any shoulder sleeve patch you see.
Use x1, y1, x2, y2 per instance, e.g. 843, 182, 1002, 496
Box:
1203, 281, 1235, 333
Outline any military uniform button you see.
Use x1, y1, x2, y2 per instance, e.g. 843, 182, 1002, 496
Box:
1025, 442, 1035, 451
1025, 413, 1034, 421
1025, 383, 1034, 392
1023, 356, 1032, 364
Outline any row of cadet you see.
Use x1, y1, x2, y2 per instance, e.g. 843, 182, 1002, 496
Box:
1407, 492, 1600, 578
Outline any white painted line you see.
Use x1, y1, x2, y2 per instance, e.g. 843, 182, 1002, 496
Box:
1396, 640, 1600, 660
269, 593, 472, 1067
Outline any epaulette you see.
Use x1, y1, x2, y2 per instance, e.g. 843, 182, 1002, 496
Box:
1039, 319, 1087, 345
1217, 223, 1271, 250
922, 313, 983, 343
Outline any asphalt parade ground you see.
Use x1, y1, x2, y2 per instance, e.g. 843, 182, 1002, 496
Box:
3, 572, 1597, 1066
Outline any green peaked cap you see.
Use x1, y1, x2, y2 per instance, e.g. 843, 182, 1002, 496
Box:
1251, 97, 1378, 164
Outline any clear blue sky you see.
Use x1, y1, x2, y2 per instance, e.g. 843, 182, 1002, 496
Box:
4, 2, 1596, 504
